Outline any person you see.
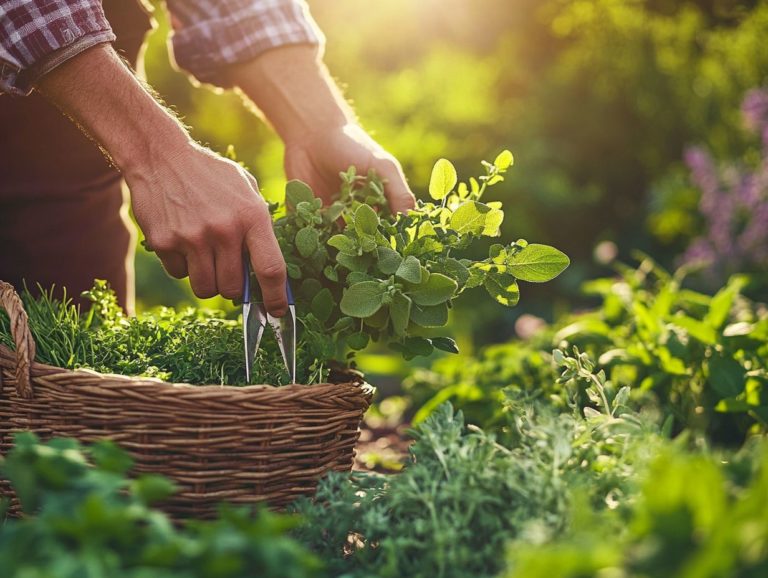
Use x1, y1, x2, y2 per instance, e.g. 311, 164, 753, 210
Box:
0, 0, 415, 315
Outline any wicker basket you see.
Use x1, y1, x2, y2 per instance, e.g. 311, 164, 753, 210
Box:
0, 281, 373, 518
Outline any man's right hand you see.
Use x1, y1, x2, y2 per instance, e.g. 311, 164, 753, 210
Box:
36, 44, 288, 315
128, 142, 287, 313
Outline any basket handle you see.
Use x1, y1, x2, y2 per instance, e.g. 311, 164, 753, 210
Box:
0, 281, 36, 399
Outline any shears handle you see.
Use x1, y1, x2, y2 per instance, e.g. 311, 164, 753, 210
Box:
242, 256, 293, 306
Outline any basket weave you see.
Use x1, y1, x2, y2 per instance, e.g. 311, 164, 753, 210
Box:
0, 281, 372, 518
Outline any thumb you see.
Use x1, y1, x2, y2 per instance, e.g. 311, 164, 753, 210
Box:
377, 158, 416, 214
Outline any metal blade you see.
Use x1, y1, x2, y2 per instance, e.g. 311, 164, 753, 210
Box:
267, 304, 296, 384
243, 302, 267, 385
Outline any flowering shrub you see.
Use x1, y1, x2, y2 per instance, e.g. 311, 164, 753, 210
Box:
682, 88, 768, 279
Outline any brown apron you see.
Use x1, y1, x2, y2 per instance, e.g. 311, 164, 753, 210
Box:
0, 0, 153, 313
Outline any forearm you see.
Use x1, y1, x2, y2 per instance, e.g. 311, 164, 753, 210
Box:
225, 45, 354, 145
35, 43, 288, 311
36, 44, 191, 174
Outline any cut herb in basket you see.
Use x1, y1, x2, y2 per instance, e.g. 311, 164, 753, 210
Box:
0, 153, 569, 385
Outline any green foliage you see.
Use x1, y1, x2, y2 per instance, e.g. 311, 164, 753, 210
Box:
407, 259, 768, 444
293, 398, 651, 578
0, 433, 322, 578
506, 442, 768, 578
0, 282, 320, 386
274, 154, 568, 360
1, 154, 567, 381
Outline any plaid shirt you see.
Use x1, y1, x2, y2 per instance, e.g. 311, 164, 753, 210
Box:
0, 0, 323, 96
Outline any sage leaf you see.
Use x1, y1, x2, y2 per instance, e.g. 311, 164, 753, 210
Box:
347, 331, 370, 351
396, 256, 423, 284
311, 288, 334, 323
431, 336, 459, 354
285, 180, 315, 210
410, 303, 449, 327
340, 281, 386, 317
391, 293, 412, 336
482, 208, 504, 237
354, 204, 380, 236
493, 149, 514, 170
484, 273, 520, 306
377, 247, 403, 275
506, 244, 570, 282
408, 273, 458, 306
450, 201, 491, 235
295, 227, 319, 258
328, 234, 357, 255
429, 158, 458, 200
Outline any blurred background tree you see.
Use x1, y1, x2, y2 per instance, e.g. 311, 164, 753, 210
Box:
134, 0, 768, 349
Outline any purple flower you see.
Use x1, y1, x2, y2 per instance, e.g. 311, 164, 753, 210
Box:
742, 89, 768, 134
681, 88, 768, 277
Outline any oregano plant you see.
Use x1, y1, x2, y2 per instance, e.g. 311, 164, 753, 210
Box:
0, 152, 570, 385
273, 151, 569, 360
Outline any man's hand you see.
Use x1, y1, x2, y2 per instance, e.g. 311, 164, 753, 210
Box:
284, 124, 414, 213
227, 45, 416, 213
128, 143, 285, 309
37, 44, 288, 313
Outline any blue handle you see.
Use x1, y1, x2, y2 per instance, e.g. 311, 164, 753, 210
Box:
242, 258, 251, 305
243, 255, 293, 306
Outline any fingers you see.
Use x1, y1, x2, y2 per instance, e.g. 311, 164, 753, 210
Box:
156, 250, 188, 279
214, 242, 244, 300
244, 213, 288, 317
186, 248, 217, 299
377, 158, 416, 214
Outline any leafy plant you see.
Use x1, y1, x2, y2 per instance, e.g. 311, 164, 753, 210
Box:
406, 258, 768, 444
293, 393, 653, 578
505, 441, 768, 578
273, 152, 568, 361
0, 432, 322, 578
1, 153, 567, 384
0, 282, 314, 386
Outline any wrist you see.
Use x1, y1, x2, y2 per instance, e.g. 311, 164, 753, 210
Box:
117, 118, 192, 179
228, 45, 355, 145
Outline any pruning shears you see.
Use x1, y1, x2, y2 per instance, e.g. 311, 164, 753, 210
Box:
242, 258, 296, 384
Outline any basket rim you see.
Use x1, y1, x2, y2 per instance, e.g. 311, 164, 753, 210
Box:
0, 343, 374, 399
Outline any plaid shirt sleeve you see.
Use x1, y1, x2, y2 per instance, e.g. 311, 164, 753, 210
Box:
0, 0, 115, 96
166, 0, 324, 87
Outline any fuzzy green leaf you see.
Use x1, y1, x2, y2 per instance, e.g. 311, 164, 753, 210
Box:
493, 149, 514, 170
429, 158, 458, 200
506, 244, 570, 283
340, 281, 386, 317
408, 273, 458, 306
295, 227, 319, 258
323, 265, 339, 282
391, 293, 412, 336
347, 332, 370, 351
285, 180, 315, 210
482, 208, 504, 237
431, 336, 459, 354
410, 303, 449, 327
377, 247, 403, 275
396, 256, 423, 284
441, 258, 470, 287
328, 234, 357, 255
450, 201, 491, 235
354, 204, 380, 236
484, 274, 520, 307
390, 336, 434, 359
336, 252, 373, 273
311, 288, 334, 323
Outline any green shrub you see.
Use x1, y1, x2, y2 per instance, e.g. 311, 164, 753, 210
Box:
0, 433, 322, 578
407, 258, 768, 443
